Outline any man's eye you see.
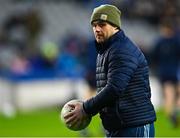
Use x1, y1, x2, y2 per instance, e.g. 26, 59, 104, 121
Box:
99, 23, 106, 27
92, 24, 96, 27
92, 23, 106, 28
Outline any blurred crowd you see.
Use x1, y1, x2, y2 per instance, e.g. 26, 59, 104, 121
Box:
0, 0, 179, 78
0, 7, 96, 80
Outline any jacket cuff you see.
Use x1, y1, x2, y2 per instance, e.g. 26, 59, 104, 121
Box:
83, 99, 97, 117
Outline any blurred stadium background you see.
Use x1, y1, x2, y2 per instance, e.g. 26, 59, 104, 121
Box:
0, 0, 180, 137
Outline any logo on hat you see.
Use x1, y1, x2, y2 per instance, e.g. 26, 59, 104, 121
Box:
100, 14, 107, 21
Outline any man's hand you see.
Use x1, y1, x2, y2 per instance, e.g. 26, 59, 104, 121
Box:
63, 101, 88, 127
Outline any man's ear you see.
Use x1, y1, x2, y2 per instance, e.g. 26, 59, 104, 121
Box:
115, 26, 120, 30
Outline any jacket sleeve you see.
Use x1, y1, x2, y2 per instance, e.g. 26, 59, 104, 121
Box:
83, 46, 140, 116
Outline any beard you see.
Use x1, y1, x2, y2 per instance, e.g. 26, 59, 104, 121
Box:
95, 35, 106, 43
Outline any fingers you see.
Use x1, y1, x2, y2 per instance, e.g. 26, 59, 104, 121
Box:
71, 117, 81, 127
64, 111, 73, 118
64, 110, 78, 124
63, 104, 76, 119
63, 102, 84, 126
64, 110, 81, 125
65, 114, 76, 124
67, 104, 75, 109
66, 115, 82, 128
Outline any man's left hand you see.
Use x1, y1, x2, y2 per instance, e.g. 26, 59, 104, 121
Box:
63, 101, 88, 127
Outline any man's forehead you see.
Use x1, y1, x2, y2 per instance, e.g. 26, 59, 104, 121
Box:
92, 20, 108, 25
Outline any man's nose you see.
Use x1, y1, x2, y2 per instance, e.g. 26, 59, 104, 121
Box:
94, 25, 101, 32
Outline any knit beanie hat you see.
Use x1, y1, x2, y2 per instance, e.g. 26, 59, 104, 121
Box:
90, 4, 121, 28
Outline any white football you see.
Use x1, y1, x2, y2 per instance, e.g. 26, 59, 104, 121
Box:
60, 99, 91, 131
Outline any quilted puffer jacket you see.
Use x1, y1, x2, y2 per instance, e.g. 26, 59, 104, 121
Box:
83, 30, 156, 130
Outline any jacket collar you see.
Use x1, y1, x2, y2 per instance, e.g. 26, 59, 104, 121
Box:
95, 30, 125, 53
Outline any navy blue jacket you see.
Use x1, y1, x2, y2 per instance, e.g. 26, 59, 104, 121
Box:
83, 30, 156, 130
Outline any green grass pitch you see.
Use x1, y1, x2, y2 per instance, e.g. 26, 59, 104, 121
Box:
0, 108, 180, 137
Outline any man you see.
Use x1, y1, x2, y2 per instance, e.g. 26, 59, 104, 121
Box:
151, 20, 180, 127
64, 4, 156, 137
